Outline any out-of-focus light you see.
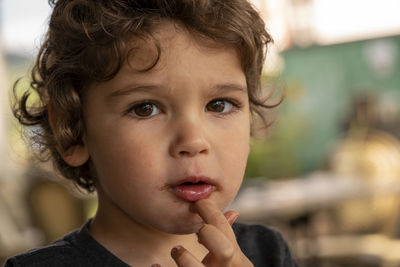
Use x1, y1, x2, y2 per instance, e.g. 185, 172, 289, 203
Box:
258, 0, 400, 49
313, 0, 400, 45
1, 0, 51, 54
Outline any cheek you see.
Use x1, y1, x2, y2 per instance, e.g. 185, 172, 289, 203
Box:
92, 146, 163, 205
99, 145, 157, 177
219, 122, 250, 181
87, 130, 162, 184
228, 119, 250, 159
215, 138, 248, 210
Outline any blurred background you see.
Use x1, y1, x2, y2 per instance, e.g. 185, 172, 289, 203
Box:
1, 0, 400, 266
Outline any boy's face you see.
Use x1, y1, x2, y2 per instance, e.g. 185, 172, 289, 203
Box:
77, 24, 250, 234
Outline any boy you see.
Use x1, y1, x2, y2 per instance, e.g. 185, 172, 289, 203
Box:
7, 0, 297, 266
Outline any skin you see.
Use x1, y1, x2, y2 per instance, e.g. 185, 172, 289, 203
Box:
170, 199, 254, 267
61, 23, 253, 267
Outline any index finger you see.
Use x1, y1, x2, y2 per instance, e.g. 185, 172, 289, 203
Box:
193, 199, 236, 241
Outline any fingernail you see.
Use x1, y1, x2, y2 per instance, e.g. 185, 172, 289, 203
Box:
171, 245, 183, 259
228, 213, 239, 225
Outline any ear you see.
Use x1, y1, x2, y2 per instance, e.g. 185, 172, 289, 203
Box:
61, 142, 90, 167
48, 103, 90, 167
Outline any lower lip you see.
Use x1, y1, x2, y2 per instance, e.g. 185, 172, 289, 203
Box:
171, 183, 215, 202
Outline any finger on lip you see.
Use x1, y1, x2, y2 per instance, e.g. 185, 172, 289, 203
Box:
193, 199, 237, 240
193, 199, 222, 223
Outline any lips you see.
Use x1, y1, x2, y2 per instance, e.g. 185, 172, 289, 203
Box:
170, 176, 216, 202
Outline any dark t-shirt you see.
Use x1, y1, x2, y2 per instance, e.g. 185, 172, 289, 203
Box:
4, 220, 297, 267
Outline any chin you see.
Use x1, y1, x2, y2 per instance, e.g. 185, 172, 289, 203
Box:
160, 214, 204, 235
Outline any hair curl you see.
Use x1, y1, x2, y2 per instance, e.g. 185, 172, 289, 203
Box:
13, 0, 274, 192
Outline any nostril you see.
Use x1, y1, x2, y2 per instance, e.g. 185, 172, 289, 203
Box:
178, 148, 208, 156
199, 148, 208, 154
179, 150, 191, 156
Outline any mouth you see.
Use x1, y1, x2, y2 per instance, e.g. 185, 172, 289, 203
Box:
170, 176, 216, 202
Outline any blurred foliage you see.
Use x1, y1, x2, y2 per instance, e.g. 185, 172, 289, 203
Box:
245, 122, 302, 179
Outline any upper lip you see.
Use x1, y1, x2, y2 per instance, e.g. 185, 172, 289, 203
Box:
171, 175, 216, 187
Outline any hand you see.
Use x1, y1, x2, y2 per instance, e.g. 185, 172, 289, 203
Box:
170, 199, 254, 267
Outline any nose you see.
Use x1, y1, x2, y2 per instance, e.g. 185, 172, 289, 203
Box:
169, 116, 210, 158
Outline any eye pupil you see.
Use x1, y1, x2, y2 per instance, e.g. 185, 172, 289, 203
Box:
208, 100, 225, 112
135, 103, 153, 117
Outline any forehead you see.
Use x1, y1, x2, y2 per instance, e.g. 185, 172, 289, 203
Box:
123, 22, 242, 74
86, 22, 246, 99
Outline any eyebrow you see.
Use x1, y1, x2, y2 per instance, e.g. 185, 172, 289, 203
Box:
109, 83, 247, 98
210, 83, 248, 94
109, 85, 165, 98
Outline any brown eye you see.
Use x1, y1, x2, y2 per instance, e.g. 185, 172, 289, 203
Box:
206, 99, 234, 113
130, 102, 160, 118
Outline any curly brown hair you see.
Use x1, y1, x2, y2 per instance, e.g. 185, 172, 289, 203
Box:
13, 0, 274, 192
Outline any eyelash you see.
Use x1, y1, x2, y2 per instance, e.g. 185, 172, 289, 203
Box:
126, 98, 242, 119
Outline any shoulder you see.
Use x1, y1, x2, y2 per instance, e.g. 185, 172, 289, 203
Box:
233, 222, 297, 267
4, 232, 86, 267
4, 220, 108, 267
4, 220, 128, 267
